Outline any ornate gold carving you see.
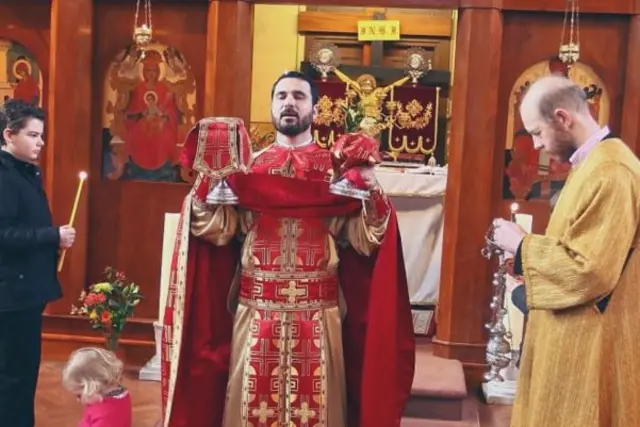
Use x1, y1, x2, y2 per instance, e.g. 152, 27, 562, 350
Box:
249, 122, 276, 151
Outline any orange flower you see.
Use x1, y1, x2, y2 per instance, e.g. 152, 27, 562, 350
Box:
101, 311, 111, 325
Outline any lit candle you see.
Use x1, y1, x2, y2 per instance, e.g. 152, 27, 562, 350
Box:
57, 171, 88, 272
510, 202, 520, 222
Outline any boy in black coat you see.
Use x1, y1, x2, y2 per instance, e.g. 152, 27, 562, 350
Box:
0, 100, 76, 426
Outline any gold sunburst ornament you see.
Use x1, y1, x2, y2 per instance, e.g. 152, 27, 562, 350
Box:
310, 41, 340, 82
404, 47, 432, 85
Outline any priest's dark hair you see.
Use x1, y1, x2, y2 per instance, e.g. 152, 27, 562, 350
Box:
270, 71, 319, 107
0, 99, 45, 146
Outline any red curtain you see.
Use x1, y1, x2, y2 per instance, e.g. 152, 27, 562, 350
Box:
383, 85, 440, 163
312, 80, 347, 149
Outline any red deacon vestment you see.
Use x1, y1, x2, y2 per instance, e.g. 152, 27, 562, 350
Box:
161, 118, 415, 427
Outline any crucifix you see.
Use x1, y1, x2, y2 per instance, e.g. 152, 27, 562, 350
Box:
366, 11, 386, 67
299, 9, 450, 87
298, 8, 452, 162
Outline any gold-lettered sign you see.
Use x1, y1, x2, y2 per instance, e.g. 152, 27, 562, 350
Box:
357, 20, 401, 41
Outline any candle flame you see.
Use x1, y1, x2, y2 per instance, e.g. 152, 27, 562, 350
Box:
78, 171, 88, 180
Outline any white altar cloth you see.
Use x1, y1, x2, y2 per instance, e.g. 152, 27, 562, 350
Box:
375, 168, 446, 305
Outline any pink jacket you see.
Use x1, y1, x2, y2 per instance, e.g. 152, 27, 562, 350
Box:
78, 390, 132, 427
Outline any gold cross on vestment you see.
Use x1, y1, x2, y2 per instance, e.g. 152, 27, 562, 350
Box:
294, 402, 317, 423
279, 280, 307, 303
251, 401, 274, 423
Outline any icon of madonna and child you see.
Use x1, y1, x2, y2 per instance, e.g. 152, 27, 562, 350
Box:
102, 43, 197, 182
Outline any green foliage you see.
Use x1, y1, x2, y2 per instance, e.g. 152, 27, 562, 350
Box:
70, 266, 144, 350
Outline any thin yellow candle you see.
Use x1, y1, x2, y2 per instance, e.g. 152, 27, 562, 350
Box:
57, 171, 88, 272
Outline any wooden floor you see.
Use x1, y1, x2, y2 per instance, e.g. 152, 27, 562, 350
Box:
34, 361, 511, 427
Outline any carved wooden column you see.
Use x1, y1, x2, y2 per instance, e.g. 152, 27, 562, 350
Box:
44, 0, 93, 315
433, 7, 504, 385
621, 14, 640, 156
204, 0, 253, 120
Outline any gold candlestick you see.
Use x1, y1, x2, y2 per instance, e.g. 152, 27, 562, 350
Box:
57, 171, 88, 272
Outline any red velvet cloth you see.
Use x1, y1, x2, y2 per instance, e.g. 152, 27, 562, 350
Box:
339, 205, 415, 427
383, 85, 439, 163
312, 80, 348, 148
162, 173, 415, 427
161, 226, 239, 427
227, 173, 362, 217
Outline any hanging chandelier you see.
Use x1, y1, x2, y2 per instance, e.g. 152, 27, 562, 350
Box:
133, 0, 153, 57
558, 0, 580, 66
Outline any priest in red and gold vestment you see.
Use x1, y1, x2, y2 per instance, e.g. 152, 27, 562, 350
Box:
161, 71, 415, 427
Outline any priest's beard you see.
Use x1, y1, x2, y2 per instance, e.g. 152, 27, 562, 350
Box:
549, 124, 577, 163
272, 111, 313, 137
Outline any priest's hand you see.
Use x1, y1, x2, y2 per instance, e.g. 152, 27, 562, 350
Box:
330, 133, 382, 179
492, 218, 526, 255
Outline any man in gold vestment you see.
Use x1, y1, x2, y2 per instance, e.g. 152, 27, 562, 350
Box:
493, 75, 640, 427
161, 72, 415, 427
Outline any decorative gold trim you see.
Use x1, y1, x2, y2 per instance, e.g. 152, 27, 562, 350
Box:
238, 297, 338, 311
241, 311, 255, 426
318, 310, 327, 425
282, 311, 293, 425
163, 193, 192, 427
242, 268, 338, 281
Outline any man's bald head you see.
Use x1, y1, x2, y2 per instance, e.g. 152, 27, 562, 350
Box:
519, 75, 599, 163
520, 75, 589, 123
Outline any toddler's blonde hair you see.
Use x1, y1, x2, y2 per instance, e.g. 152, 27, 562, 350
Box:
62, 347, 123, 405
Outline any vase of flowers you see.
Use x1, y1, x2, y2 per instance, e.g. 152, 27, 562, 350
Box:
71, 266, 143, 352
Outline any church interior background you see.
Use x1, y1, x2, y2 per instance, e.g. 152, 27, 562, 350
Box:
1, 0, 638, 425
